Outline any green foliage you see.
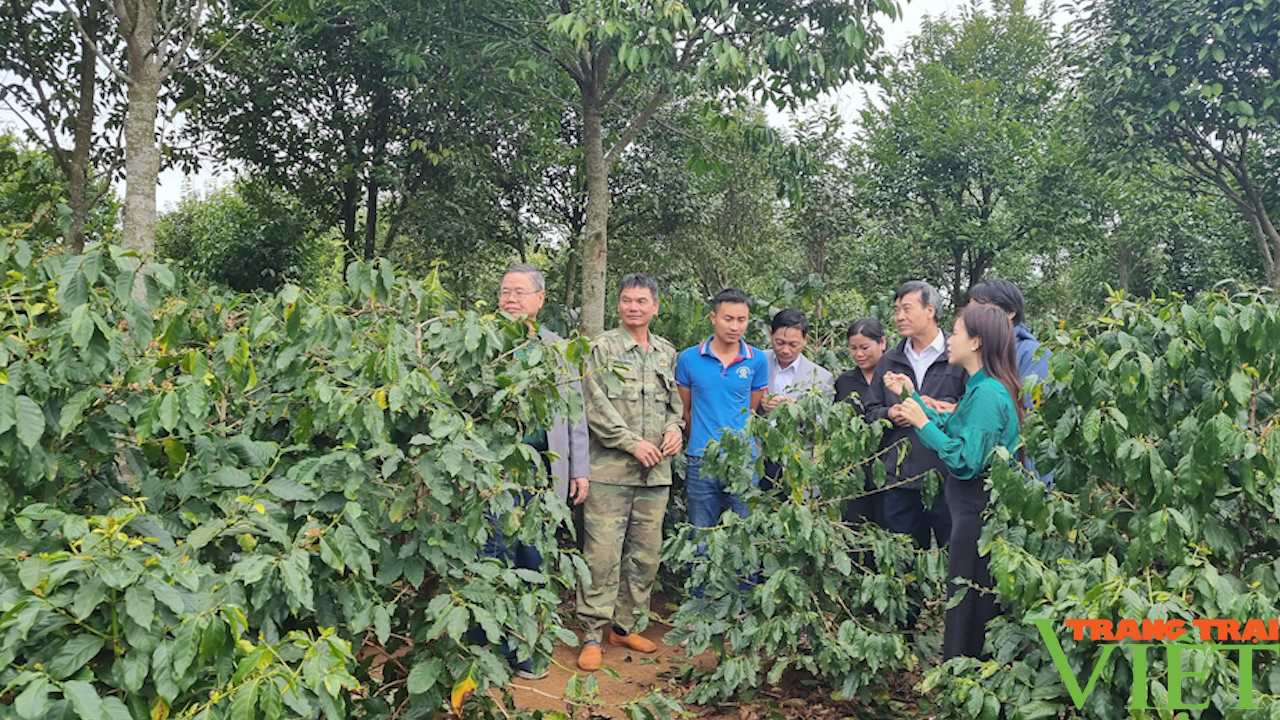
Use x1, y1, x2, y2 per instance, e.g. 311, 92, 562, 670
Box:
600, 104, 794, 300
663, 394, 947, 707
925, 287, 1280, 717
1080, 0, 1280, 285
1082, 0, 1280, 140
0, 135, 118, 250
0, 239, 598, 718
859, 0, 1093, 304
192, 0, 476, 262
2, 500, 356, 720
156, 179, 332, 292
537, 0, 898, 107
1030, 162, 1261, 323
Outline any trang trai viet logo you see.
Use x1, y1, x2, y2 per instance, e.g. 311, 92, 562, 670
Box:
1032, 618, 1280, 716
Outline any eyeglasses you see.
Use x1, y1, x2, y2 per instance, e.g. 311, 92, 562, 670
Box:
499, 288, 542, 299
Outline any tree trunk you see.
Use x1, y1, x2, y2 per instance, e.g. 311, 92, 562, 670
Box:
1116, 243, 1134, 294
67, 0, 100, 255
118, 0, 162, 276
564, 234, 580, 308
363, 178, 378, 260
951, 244, 965, 311
578, 96, 609, 338
341, 177, 358, 265
380, 208, 404, 257
1247, 207, 1280, 290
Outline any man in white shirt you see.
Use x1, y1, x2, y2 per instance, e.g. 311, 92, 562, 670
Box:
760, 309, 834, 492
762, 309, 835, 401
861, 281, 969, 549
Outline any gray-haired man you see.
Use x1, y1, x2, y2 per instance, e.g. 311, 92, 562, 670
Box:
481, 263, 589, 679
861, 281, 968, 549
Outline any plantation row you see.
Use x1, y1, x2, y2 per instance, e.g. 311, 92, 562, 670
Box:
0, 242, 1277, 719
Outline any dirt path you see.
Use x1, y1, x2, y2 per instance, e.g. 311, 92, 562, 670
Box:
505, 621, 718, 719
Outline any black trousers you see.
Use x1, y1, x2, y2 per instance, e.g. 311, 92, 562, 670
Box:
942, 476, 998, 660
882, 485, 951, 549
843, 467, 884, 527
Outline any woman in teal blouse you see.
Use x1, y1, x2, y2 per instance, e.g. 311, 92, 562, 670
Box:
884, 305, 1024, 660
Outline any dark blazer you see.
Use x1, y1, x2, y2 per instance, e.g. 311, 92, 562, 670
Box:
861, 334, 969, 490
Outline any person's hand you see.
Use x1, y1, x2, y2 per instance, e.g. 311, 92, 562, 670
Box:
569, 477, 590, 505
921, 396, 957, 413
883, 372, 915, 397
899, 397, 929, 429
887, 405, 913, 427
660, 430, 683, 457
633, 440, 663, 468
761, 394, 789, 412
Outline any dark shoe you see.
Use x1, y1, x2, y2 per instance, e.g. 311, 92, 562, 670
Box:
512, 658, 549, 680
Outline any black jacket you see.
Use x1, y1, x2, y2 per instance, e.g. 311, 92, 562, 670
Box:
835, 369, 872, 413
861, 334, 970, 490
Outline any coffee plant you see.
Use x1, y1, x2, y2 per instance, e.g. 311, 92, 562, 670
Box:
662, 392, 949, 707
924, 288, 1280, 718
0, 240, 596, 719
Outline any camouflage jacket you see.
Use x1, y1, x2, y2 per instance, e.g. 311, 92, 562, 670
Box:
582, 328, 684, 486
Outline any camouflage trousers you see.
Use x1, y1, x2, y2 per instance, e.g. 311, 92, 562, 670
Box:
577, 483, 670, 643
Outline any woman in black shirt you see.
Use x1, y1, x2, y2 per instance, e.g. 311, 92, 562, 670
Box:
835, 317, 888, 525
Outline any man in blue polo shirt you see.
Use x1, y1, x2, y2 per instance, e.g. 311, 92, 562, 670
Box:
675, 288, 769, 530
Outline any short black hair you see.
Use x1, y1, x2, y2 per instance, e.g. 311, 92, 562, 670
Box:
618, 273, 659, 301
894, 280, 941, 311
846, 316, 885, 342
771, 308, 810, 337
711, 287, 750, 312
968, 278, 1026, 325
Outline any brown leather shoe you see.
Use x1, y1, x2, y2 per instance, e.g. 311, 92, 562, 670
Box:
578, 643, 602, 671
607, 628, 657, 653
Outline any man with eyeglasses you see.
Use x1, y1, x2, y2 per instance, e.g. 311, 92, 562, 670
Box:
480, 263, 589, 680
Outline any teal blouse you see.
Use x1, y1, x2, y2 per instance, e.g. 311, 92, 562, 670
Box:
911, 368, 1021, 481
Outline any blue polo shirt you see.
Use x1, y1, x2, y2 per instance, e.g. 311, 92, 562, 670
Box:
675, 337, 769, 457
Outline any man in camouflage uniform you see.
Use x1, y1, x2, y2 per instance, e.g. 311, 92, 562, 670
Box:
576, 273, 684, 671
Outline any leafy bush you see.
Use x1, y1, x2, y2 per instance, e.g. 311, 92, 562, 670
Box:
0, 134, 118, 250
157, 179, 333, 292
923, 288, 1280, 718
0, 240, 595, 719
663, 393, 947, 707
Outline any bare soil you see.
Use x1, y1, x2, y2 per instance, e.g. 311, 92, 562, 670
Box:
504, 620, 716, 719
501, 619, 931, 720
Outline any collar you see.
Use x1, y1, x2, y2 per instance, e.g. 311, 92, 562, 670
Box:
906, 329, 945, 357
966, 367, 991, 392
618, 328, 649, 350
699, 336, 754, 360
769, 350, 799, 372
1015, 323, 1037, 343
